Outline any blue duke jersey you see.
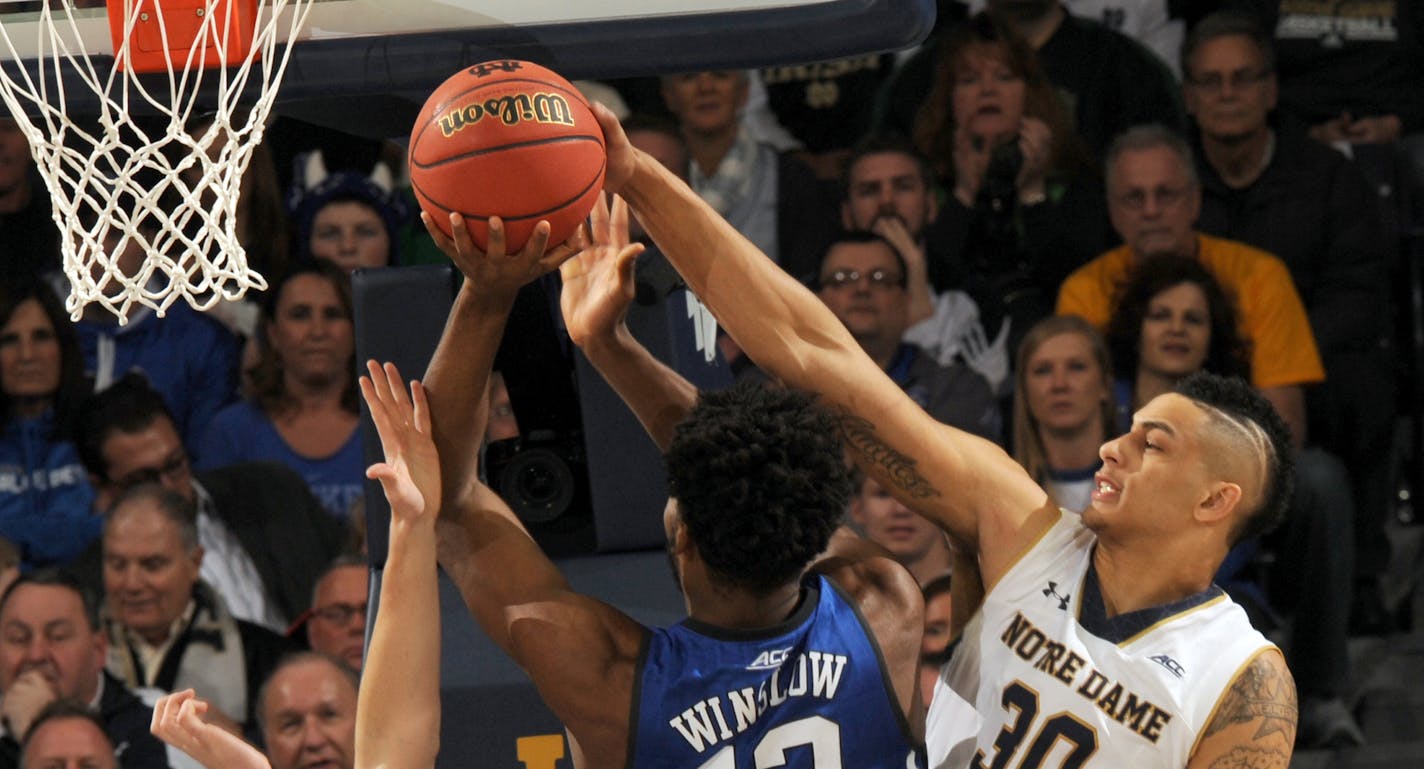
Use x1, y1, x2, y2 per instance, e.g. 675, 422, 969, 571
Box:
968, 511, 1275, 768
629, 574, 926, 768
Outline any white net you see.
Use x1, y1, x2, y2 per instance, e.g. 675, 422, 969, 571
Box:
0, 0, 314, 321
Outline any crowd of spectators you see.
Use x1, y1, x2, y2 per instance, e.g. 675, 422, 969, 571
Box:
0, 0, 1418, 762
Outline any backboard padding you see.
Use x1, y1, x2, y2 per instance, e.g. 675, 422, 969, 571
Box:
0, 0, 935, 137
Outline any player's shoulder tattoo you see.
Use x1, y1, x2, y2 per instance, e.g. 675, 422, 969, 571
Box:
831, 407, 941, 500
1205, 651, 1298, 746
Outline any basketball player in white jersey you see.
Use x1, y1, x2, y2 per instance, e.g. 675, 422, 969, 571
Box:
591, 103, 1298, 769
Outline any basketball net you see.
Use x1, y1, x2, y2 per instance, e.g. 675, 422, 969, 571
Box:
0, 0, 314, 322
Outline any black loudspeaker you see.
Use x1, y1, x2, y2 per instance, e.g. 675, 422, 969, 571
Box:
351, 256, 731, 564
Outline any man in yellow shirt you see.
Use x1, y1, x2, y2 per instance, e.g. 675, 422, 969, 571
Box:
1056, 124, 1321, 448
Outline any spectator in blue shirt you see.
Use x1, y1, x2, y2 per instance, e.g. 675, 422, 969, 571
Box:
197, 261, 362, 520
0, 282, 97, 569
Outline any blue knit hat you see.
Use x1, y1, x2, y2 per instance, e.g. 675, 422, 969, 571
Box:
288, 149, 410, 265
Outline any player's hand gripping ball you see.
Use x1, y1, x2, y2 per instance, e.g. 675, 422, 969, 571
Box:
409, 59, 607, 251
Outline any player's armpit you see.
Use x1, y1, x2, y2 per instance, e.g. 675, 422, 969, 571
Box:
1188, 649, 1297, 769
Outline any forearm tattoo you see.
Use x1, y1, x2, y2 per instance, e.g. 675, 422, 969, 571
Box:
833, 409, 942, 500
1205, 654, 1298, 745
1206, 746, 1291, 769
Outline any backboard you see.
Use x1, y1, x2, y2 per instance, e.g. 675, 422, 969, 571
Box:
0, 0, 936, 137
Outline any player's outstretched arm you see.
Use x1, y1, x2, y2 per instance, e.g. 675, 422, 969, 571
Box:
560, 193, 696, 450
420, 214, 576, 504
356, 361, 441, 769
593, 104, 1050, 587
150, 690, 271, 769
419, 215, 646, 764
1188, 650, 1297, 769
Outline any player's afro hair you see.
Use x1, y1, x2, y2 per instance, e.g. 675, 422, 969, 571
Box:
1175, 372, 1294, 543
665, 382, 850, 594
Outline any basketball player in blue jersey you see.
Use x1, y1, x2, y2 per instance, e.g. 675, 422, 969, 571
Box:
590, 104, 1299, 769
410, 199, 928, 769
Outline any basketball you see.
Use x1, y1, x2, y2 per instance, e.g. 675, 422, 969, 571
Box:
409, 60, 606, 252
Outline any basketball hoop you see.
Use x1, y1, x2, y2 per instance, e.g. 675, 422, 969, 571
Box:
0, 0, 315, 321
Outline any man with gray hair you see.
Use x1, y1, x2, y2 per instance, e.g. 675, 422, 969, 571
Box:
1057, 123, 1322, 445
255, 653, 356, 769
100, 484, 292, 737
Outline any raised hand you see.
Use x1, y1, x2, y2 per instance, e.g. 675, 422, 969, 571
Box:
591, 102, 638, 194
420, 213, 580, 298
961, 319, 1010, 394
1, 669, 56, 739
952, 126, 991, 206
150, 690, 271, 769
1015, 117, 1052, 200
559, 193, 646, 348
360, 360, 440, 525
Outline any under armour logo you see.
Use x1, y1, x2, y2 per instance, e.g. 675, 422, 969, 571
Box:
686, 290, 718, 364
1042, 581, 1071, 610
1150, 654, 1185, 678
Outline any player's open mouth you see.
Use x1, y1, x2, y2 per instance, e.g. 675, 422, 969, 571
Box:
1092, 474, 1120, 501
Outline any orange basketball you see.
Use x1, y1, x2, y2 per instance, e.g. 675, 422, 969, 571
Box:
409, 60, 606, 252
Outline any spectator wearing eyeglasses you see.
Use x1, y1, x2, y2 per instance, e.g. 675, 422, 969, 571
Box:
99, 484, 293, 738
286, 556, 367, 671
67, 374, 346, 637
810, 232, 1001, 441
1056, 124, 1323, 450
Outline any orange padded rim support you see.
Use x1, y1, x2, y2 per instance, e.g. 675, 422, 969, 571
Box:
106, 0, 260, 73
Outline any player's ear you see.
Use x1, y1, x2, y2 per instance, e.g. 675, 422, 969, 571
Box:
668, 517, 692, 557
1195, 481, 1242, 526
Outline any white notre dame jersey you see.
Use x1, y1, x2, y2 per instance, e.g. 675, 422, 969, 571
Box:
927, 611, 983, 769
967, 510, 1275, 768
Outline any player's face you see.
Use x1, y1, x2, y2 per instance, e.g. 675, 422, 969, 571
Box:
1087, 394, 1214, 534
841, 152, 937, 238
1022, 331, 1109, 437
309, 201, 391, 273
850, 477, 947, 567
98, 418, 194, 502
0, 299, 61, 405
268, 274, 354, 387
661, 71, 748, 137
951, 46, 1025, 144
1107, 147, 1201, 260
1138, 282, 1211, 380
0, 584, 106, 703
0, 119, 30, 196
102, 501, 202, 646
816, 241, 908, 348
19, 716, 116, 769
261, 658, 357, 769
307, 566, 368, 672
1184, 34, 1276, 142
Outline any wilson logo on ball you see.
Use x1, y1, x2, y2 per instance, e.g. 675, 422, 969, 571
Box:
438, 92, 577, 138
